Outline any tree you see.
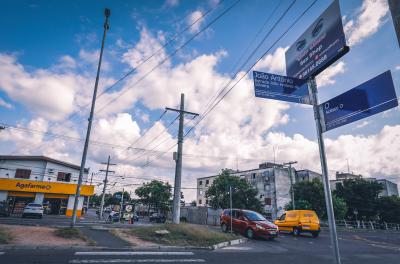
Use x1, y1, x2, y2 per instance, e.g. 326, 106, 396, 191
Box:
334, 179, 383, 220
376, 196, 400, 223
205, 169, 263, 212
135, 180, 172, 213
287, 179, 348, 219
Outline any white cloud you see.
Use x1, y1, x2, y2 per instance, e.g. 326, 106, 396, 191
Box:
316, 61, 346, 87
356, 120, 370, 129
165, 0, 179, 7
254, 46, 289, 74
79, 49, 110, 71
395, 65, 400, 71
0, 98, 13, 109
188, 10, 204, 33
344, 0, 389, 46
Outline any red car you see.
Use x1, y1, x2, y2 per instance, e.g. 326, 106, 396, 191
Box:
220, 209, 278, 239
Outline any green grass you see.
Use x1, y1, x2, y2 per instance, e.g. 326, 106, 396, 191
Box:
54, 227, 95, 245
0, 226, 13, 244
126, 223, 240, 247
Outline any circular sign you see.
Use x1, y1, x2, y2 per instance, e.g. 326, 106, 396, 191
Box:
125, 205, 133, 212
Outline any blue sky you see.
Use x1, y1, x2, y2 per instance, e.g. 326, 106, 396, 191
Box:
1, 0, 399, 199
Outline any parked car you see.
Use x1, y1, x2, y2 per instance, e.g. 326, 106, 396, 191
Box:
274, 210, 320, 237
149, 213, 166, 223
220, 209, 278, 239
0, 202, 10, 217
22, 203, 44, 218
108, 211, 120, 222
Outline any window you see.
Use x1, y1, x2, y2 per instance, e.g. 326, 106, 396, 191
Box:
57, 172, 71, 182
199, 180, 203, 186
15, 169, 31, 179
205, 199, 209, 205
252, 173, 256, 179
264, 198, 272, 205
199, 190, 203, 195
205, 179, 209, 185
198, 199, 202, 205
279, 213, 286, 221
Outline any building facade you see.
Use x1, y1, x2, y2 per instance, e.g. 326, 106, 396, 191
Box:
0, 156, 94, 216
329, 172, 399, 197
196, 163, 321, 219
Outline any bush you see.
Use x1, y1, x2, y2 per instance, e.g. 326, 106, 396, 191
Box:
55, 227, 83, 239
0, 226, 13, 244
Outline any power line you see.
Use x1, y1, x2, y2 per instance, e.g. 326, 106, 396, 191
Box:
184, 0, 318, 138
6, 1, 224, 155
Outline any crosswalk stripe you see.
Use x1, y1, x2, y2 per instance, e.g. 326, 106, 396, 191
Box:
75, 252, 195, 256
69, 259, 205, 263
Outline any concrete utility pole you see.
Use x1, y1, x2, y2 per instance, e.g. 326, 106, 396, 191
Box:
71, 8, 110, 227
166, 93, 199, 224
99, 155, 116, 219
283, 161, 297, 210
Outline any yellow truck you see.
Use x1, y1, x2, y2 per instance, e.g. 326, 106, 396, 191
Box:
274, 210, 320, 237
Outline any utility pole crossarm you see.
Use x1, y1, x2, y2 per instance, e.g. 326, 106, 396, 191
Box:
165, 107, 199, 117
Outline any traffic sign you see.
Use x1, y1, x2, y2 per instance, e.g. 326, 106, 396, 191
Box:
319, 71, 398, 132
253, 71, 311, 104
285, 1, 348, 79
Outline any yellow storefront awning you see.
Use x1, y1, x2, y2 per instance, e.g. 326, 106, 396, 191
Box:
0, 178, 94, 196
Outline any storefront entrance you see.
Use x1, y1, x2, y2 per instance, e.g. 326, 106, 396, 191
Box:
7, 192, 35, 215
43, 194, 68, 215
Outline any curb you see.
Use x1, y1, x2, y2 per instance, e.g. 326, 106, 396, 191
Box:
0, 238, 248, 251
211, 238, 248, 250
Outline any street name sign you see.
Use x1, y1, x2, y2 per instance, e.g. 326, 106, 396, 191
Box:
319, 70, 398, 132
285, 0, 348, 79
253, 71, 311, 104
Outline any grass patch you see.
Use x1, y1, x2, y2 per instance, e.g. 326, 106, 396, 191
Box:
126, 223, 240, 247
54, 227, 95, 245
0, 226, 13, 244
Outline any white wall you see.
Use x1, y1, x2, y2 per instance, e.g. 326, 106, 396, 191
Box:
0, 160, 46, 180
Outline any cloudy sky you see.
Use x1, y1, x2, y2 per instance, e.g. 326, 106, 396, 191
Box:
1, 0, 399, 202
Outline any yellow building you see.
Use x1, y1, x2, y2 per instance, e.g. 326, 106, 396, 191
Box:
0, 156, 94, 217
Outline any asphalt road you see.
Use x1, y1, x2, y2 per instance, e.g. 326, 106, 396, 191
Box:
1, 230, 399, 264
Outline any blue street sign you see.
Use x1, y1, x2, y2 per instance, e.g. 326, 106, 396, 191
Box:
320, 71, 398, 132
253, 71, 311, 104
285, 1, 348, 79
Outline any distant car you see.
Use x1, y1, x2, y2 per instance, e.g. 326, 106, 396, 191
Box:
108, 211, 120, 222
0, 202, 10, 217
22, 203, 44, 218
133, 212, 139, 221
104, 207, 112, 213
274, 210, 320, 237
149, 213, 166, 223
220, 209, 279, 239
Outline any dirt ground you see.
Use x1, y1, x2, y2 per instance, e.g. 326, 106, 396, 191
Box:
110, 229, 158, 247
0, 224, 88, 246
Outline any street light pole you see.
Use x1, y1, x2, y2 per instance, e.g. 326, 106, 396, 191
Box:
70, 8, 110, 227
230, 185, 233, 234
283, 161, 297, 210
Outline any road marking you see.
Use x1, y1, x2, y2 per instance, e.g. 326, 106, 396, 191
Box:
75, 252, 195, 256
69, 259, 205, 263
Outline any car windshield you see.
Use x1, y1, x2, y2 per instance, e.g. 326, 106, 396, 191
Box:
244, 211, 267, 221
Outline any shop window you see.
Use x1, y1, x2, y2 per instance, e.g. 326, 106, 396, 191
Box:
15, 169, 31, 179
57, 172, 71, 182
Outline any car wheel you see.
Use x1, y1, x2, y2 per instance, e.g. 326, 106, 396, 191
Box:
293, 227, 301, 236
246, 228, 254, 239
311, 232, 319, 238
221, 223, 228, 233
